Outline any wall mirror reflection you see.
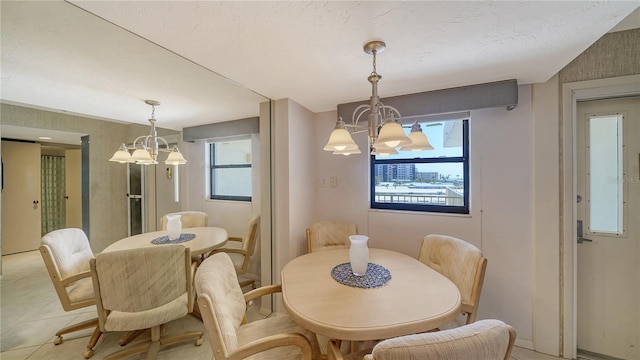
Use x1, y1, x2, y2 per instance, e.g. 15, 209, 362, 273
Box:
0, 0, 273, 314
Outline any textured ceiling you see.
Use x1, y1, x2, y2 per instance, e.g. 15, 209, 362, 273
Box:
1, 1, 639, 134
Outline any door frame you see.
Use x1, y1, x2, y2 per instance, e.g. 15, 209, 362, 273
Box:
562, 75, 640, 358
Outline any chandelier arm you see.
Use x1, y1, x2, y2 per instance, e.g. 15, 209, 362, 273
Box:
155, 136, 172, 152
352, 104, 371, 127
130, 135, 152, 149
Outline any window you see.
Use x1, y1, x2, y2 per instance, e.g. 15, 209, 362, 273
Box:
370, 119, 469, 214
587, 114, 624, 235
209, 138, 252, 201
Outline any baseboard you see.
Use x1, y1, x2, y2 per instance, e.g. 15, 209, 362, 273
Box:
514, 338, 534, 350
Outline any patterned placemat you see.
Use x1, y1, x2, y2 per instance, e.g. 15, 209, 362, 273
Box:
331, 262, 391, 289
151, 233, 196, 245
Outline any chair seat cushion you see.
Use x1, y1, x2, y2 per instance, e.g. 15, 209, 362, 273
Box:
104, 293, 189, 332
68, 277, 95, 303
238, 313, 321, 360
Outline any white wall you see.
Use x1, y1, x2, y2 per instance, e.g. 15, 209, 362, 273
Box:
182, 134, 261, 279
311, 85, 536, 348
532, 75, 561, 355
272, 99, 316, 259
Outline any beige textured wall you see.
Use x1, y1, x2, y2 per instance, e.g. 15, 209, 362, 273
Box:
0, 103, 162, 252
560, 29, 640, 84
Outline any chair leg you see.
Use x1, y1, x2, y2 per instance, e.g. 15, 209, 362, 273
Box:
146, 326, 161, 360
159, 331, 204, 347
104, 342, 151, 360
102, 324, 203, 360
83, 325, 103, 359
54, 317, 99, 345
119, 329, 146, 346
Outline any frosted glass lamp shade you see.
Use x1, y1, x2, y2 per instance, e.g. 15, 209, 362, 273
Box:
370, 144, 398, 156
373, 121, 411, 148
109, 144, 133, 163
400, 129, 434, 152
131, 148, 154, 164
333, 148, 362, 156
165, 149, 187, 165
324, 128, 359, 152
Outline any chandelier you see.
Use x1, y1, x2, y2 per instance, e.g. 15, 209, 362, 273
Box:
109, 100, 187, 165
324, 41, 433, 156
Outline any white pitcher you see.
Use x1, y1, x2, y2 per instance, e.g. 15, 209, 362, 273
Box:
166, 214, 182, 240
349, 235, 369, 276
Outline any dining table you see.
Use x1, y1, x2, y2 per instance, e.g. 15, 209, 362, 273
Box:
281, 248, 461, 342
103, 226, 228, 256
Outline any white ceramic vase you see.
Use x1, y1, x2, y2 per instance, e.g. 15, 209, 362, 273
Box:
349, 235, 369, 276
166, 214, 182, 240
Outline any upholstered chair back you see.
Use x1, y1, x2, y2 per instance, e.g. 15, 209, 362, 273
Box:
307, 221, 358, 253
91, 245, 192, 323
160, 211, 208, 230
207, 215, 260, 290
90, 245, 202, 359
240, 215, 260, 257
418, 234, 487, 324
41, 228, 94, 281
195, 252, 248, 356
40, 228, 104, 358
365, 319, 516, 360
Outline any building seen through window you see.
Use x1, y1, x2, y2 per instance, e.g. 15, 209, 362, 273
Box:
371, 118, 469, 214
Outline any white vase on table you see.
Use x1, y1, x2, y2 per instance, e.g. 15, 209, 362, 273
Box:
349, 235, 369, 276
166, 214, 182, 240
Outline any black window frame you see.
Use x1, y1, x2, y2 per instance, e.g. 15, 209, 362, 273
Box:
209, 142, 252, 202
370, 119, 469, 214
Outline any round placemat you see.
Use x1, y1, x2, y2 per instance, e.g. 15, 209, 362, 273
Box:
151, 233, 196, 245
331, 262, 391, 289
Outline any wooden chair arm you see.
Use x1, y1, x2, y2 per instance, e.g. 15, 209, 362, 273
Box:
227, 236, 243, 242
244, 284, 282, 303
229, 333, 313, 360
60, 270, 92, 286
213, 248, 248, 255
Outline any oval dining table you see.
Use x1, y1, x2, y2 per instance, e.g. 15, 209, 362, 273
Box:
102, 226, 228, 256
281, 248, 461, 342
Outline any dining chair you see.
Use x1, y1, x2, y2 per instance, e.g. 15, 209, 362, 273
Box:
208, 214, 260, 290
159, 210, 208, 229
90, 245, 203, 360
418, 234, 488, 326
195, 252, 322, 360
306, 220, 358, 253
40, 228, 102, 359
327, 319, 516, 360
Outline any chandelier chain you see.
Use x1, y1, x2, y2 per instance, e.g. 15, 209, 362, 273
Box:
371, 49, 377, 75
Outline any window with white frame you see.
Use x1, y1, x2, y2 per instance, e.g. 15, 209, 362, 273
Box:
370, 118, 469, 214
209, 138, 252, 201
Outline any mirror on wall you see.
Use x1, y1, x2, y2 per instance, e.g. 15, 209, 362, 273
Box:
0, 1, 273, 309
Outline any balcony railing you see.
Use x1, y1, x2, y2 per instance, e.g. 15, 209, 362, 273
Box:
374, 188, 464, 206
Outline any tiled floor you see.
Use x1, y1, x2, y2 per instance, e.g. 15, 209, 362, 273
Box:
1, 250, 562, 360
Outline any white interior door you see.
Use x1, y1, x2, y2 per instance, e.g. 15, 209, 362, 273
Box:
576, 96, 639, 360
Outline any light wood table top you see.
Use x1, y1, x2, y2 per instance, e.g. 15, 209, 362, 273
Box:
103, 227, 228, 256
281, 248, 461, 341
